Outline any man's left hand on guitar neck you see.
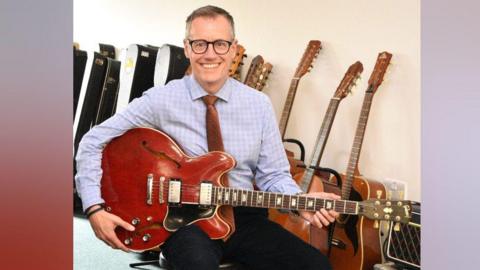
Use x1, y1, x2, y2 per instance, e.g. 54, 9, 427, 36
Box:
298, 192, 340, 229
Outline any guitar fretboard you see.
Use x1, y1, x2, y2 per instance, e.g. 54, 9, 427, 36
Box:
279, 78, 300, 138
300, 98, 341, 191
343, 91, 375, 199
211, 186, 358, 214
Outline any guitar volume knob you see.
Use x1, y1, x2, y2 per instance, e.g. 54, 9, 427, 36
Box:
142, 234, 151, 242
131, 218, 140, 225
124, 237, 132, 245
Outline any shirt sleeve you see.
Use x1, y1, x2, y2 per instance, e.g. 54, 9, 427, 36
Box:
74, 88, 159, 211
253, 96, 302, 195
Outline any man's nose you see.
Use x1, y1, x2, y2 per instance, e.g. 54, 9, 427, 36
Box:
203, 43, 217, 57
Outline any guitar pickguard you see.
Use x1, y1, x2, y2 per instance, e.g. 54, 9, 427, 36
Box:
335, 188, 362, 254
164, 204, 216, 231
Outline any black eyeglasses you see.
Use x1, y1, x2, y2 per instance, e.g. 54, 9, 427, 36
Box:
187, 39, 233, 55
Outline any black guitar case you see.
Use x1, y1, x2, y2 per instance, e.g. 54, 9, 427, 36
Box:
94, 58, 121, 125
99, 43, 116, 59
74, 52, 108, 154
73, 47, 87, 120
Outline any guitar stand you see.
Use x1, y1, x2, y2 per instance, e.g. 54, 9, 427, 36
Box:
129, 260, 162, 269
283, 138, 306, 162
129, 252, 245, 270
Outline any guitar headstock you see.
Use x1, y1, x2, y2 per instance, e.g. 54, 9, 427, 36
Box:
367, 51, 393, 93
359, 199, 411, 224
334, 61, 363, 99
294, 40, 322, 78
256, 62, 273, 91
244, 55, 265, 88
229, 44, 246, 78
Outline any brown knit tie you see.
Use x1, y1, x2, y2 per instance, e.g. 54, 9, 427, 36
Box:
202, 95, 224, 151
202, 95, 235, 239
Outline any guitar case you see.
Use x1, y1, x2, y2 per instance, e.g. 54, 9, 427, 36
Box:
74, 52, 108, 154
154, 44, 189, 86
73, 47, 88, 120
94, 58, 121, 125
116, 44, 158, 112
99, 43, 116, 59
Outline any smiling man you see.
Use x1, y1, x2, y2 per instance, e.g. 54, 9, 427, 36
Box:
75, 5, 338, 270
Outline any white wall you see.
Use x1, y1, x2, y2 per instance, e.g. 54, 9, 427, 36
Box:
74, 0, 420, 201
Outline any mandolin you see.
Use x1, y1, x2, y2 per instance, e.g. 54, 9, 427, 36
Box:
244, 55, 273, 91
310, 51, 393, 270
100, 127, 411, 252
269, 61, 363, 243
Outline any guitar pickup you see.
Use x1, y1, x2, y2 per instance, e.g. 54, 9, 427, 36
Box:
168, 178, 182, 206
199, 181, 213, 207
146, 174, 153, 205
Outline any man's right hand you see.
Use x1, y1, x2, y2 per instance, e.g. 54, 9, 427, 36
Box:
87, 206, 135, 252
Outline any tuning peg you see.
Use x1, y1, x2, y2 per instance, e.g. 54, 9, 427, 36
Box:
376, 190, 383, 199
373, 220, 379, 229
394, 222, 401, 231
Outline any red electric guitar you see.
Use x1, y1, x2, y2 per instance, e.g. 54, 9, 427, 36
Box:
100, 128, 411, 252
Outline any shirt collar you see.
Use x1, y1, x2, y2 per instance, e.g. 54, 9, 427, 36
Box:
188, 75, 232, 102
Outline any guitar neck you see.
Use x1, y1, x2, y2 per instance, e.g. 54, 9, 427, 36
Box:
299, 97, 342, 191
211, 186, 358, 215
343, 89, 375, 199
278, 78, 301, 138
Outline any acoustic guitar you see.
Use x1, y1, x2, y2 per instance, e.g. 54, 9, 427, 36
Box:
279, 40, 322, 176
269, 61, 363, 242
310, 51, 393, 270
100, 127, 411, 252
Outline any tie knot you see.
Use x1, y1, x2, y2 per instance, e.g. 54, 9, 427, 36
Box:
202, 95, 218, 106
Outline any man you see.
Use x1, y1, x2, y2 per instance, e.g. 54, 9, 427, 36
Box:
75, 5, 339, 270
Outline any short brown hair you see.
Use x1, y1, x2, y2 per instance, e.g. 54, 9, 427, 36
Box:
185, 5, 235, 39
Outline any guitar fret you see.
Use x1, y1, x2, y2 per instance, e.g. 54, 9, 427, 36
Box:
232, 190, 237, 205
248, 190, 253, 207
212, 187, 217, 204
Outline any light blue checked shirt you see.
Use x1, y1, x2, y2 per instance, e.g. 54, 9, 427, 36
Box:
75, 75, 302, 211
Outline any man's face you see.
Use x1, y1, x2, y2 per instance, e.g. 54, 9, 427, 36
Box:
184, 16, 237, 93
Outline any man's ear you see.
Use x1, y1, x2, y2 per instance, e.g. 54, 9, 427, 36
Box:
183, 39, 190, 59
229, 39, 238, 58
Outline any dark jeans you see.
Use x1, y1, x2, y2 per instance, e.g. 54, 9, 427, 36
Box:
162, 207, 331, 270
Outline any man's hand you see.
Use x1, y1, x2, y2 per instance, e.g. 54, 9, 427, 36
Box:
298, 192, 341, 229
87, 206, 135, 252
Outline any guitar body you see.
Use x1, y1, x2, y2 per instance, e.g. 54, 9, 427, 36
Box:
101, 128, 236, 252
310, 174, 386, 270
269, 172, 324, 243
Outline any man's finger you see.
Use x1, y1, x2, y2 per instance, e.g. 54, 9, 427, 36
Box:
105, 230, 130, 252
320, 208, 335, 223
312, 213, 323, 228
113, 216, 135, 232
315, 211, 330, 226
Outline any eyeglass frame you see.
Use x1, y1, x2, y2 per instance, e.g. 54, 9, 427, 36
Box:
186, 39, 234, 55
